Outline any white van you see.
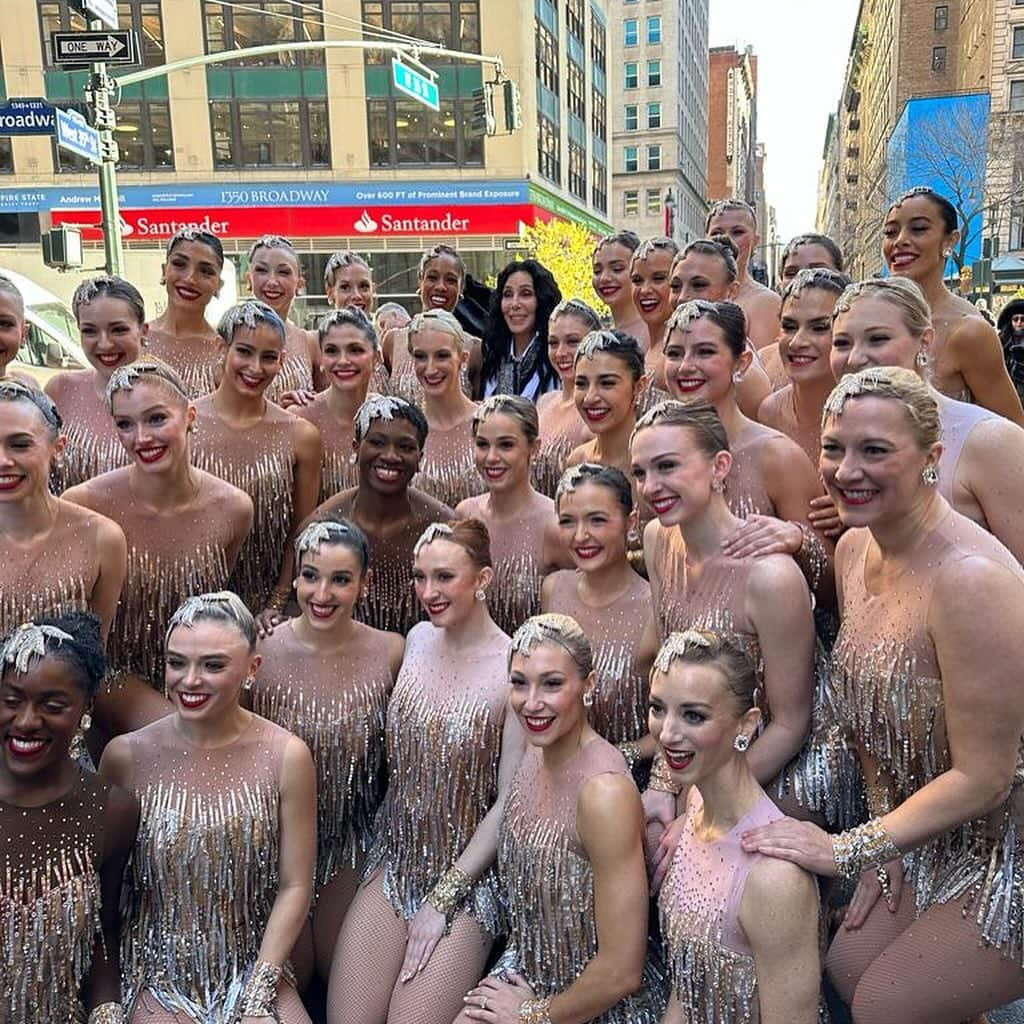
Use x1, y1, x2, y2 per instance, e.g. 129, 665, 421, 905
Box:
1, 267, 89, 385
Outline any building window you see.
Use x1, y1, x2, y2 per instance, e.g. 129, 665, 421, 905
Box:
212, 99, 329, 167
591, 14, 606, 69
363, 1, 479, 61
932, 46, 946, 71
646, 144, 661, 170
624, 190, 639, 217
934, 5, 948, 30
115, 100, 174, 169
569, 140, 587, 201
647, 189, 662, 215
592, 157, 607, 212
624, 104, 638, 131
1011, 80, 1024, 111
203, 0, 323, 66
41, 1, 166, 66
624, 19, 638, 47
537, 22, 559, 95
568, 62, 586, 119
1011, 201, 1024, 250
368, 98, 481, 167
41, 1, 172, 170
1014, 26, 1024, 60
646, 16, 662, 44
647, 59, 662, 86
624, 62, 639, 89
566, 0, 585, 41
538, 115, 560, 184
624, 146, 639, 172
647, 101, 661, 128
592, 90, 606, 141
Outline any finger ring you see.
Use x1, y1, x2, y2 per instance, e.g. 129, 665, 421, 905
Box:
480, 997, 488, 1010
876, 865, 892, 901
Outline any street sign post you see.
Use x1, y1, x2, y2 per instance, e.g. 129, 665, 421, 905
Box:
0, 98, 56, 136
55, 106, 101, 164
51, 30, 136, 67
392, 56, 440, 111
71, 0, 118, 30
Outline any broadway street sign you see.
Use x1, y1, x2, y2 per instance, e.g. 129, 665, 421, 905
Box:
0, 99, 56, 136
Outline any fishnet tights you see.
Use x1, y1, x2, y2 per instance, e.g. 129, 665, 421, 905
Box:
827, 890, 1024, 1023
327, 872, 492, 1024
292, 866, 364, 989
129, 982, 310, 1022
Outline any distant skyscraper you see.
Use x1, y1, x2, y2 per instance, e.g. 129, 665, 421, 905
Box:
610, 0, 709, 245
707, 45, 758, 206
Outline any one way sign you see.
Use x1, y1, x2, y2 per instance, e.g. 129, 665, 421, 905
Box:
51, 30, 137, 67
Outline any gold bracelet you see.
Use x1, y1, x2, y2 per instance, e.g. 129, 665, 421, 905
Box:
88, 1005, 125, 1024
647, 751, 681, 795
425, 865, 473, 922
618, 740, 643, 772
238, 959, 282, 1018
832, 817, 901, 881
518, 996, 553, 1024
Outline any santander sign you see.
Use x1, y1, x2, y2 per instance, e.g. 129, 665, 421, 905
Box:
352, 208, 470, 234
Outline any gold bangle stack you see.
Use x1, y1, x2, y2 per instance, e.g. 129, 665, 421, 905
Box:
238, 959, 282, 1018
832, 816, 901, 881
266, 586, 290, 613
647, 751, 682, 795
87, 1005, 125, 1024
425, 865, 473, 922
518, 995, 554, 1023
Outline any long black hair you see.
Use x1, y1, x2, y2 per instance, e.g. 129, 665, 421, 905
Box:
481, 260, 562, 395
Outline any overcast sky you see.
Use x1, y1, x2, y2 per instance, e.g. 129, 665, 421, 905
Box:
708, 0, 861, 242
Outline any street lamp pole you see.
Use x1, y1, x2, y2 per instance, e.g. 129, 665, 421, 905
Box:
97, 39, 505, 270
86, 17, 123, 275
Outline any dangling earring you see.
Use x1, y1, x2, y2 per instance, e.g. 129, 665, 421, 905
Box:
583, 689, 594, 708
731, 371, 743, 384
349, 451, 358, 465
69, 711, 92, 761
942, 248, 952, 258
915, 350, 929, 368
922, 465, 938, 487
627, 524, 641, 545
474, 588, 486, 602
243, 674, 256, 691
711, 478, 725, 494
733, 733, 750, 752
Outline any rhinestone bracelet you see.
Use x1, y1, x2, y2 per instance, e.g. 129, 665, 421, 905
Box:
425, 865, 473, 923
518, 995, 554, 1023
265, 587, 290, 614
793, 522, 828, 598
647, 751, 682, 795
618, 740, 643, 772
238, 959, 282, 1018
832, 817, 901, 881
87, 1005, 125, 1024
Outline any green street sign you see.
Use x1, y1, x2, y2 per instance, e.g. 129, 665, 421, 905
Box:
392, 56, 439, 112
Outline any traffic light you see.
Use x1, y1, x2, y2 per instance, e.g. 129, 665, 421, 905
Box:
502, 79, 522, 133
469, 85, 495, 137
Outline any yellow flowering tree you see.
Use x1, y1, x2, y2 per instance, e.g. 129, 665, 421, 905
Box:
522, 218, 609, 319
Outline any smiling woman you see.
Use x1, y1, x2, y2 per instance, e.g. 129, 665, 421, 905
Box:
0, 612, 139, 1024
308, 394, 454, 636
61, 357, 254, 739
190, 301, 322, 625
